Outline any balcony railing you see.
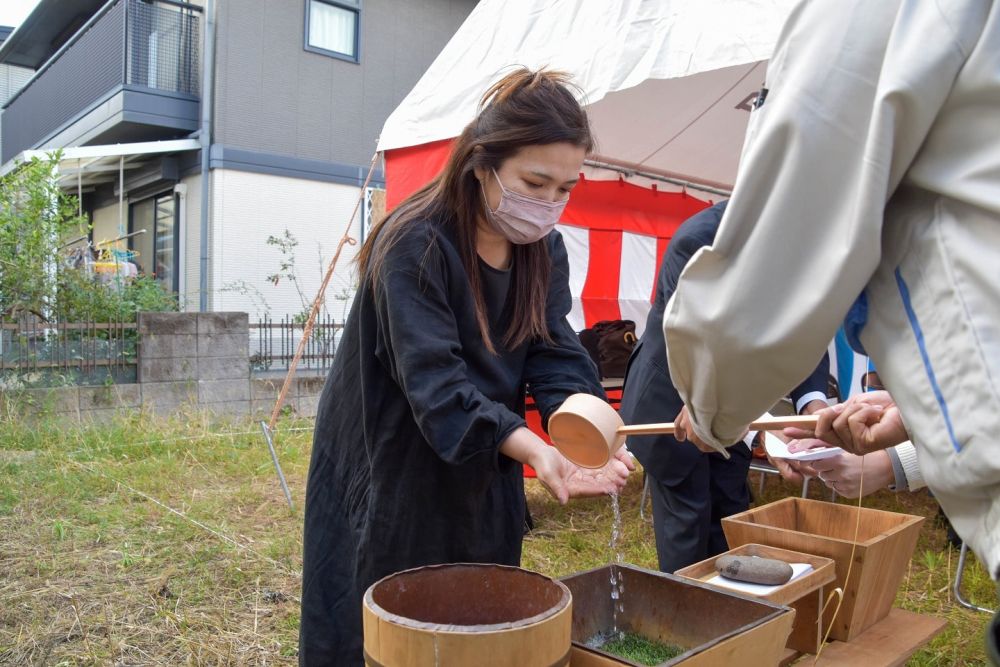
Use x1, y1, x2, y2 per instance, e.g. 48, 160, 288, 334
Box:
1, 0, 201, 164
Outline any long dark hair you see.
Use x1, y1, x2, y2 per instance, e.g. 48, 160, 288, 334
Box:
358, 68, 593, 353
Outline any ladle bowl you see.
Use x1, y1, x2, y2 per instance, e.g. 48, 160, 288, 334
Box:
548, 393, 625, 469
548, 393, 820, 469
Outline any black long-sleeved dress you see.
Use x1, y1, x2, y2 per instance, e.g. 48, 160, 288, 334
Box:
299, 218, 603, 665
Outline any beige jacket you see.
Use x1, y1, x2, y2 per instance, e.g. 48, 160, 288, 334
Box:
664, 0, 1000, 578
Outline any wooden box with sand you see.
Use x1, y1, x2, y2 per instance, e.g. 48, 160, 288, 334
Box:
561, 564, 794, 666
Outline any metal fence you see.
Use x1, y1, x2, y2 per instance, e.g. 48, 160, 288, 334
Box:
250, 315, 344, 375
0, 318, 138, 387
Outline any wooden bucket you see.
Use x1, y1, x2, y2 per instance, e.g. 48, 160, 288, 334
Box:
362, 563, 572, 667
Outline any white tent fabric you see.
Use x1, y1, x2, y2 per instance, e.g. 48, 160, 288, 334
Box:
378, 0, 868, 390
378, 0, 798, 189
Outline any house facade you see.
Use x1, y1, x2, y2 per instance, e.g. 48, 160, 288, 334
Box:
0, 0, 476, 318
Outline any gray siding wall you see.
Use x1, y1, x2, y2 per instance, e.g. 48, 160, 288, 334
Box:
0, 63, 33, 161
214, 0, 476, 167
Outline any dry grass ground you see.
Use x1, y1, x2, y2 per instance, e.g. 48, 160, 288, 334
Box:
0, 412, 994, 665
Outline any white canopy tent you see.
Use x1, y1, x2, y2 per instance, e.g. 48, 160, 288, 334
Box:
375, 0, 870, 399
377, 0, 797, 338
378, 0, 796, 191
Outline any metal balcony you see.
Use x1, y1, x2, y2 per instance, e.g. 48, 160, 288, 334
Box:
1, 0, 201, 165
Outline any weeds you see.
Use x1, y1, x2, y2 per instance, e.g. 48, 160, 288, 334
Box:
0, 412, 993, 664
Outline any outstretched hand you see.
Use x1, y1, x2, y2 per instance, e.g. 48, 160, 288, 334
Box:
806, 449, 894, 498
531, 443, 632, 504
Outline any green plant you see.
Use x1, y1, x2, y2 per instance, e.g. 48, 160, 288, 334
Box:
265, 230, 314, 321
0, 152, 175, 325
52, 520, 67, 541
264, 230, 355, 326
0, 153, 88, 321
119, 543, 137, 569
597, 632, 684, 665
56, 271, 176, 323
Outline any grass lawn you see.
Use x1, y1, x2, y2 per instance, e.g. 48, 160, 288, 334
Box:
0, 412, 994, 664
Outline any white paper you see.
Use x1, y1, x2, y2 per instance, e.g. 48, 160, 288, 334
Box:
705, 562, 814, 596
763, 431, 843, 461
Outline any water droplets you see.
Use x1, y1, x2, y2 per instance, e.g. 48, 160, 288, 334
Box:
609, 491, 625, 636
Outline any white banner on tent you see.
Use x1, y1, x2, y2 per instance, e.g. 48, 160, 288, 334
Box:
618, 231, 658, 334
557, 223, 590, 332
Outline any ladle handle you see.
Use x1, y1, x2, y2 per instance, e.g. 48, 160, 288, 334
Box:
617, 414, 819, 436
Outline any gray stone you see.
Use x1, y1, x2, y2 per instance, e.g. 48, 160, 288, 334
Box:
141, 381, 198, 409
198, 379, 251, 403
79, 384, 142, 409
139, 356, 198, 383
197, 356, 249, 381
198, 312, 249, 335
198, 333, 249, 358
138, 312, 198, 335
141, 334, 198, 359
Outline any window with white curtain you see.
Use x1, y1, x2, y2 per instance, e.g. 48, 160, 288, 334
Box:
307, 0, 360, 62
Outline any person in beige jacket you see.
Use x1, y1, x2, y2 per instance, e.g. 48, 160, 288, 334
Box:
662, 0, 1000, 597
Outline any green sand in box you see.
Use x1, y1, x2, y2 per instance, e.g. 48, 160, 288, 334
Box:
593, 632, 685, 665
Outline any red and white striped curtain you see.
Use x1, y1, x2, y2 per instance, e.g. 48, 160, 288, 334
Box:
384, 141, 713, 338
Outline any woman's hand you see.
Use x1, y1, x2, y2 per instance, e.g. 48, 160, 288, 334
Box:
530, 445, 632, 504
500, 427, 632, 504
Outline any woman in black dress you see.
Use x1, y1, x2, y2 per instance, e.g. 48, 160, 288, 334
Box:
299, 69, 634, 665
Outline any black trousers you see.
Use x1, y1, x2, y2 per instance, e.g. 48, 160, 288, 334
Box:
647, 444, 752, 574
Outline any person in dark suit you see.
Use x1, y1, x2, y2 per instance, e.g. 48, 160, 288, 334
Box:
619, 200, 829, 573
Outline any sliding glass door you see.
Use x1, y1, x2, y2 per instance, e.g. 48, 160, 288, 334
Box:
129, 191, 178, 292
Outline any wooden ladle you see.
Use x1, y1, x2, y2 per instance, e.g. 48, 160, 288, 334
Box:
547, 393, 819, 468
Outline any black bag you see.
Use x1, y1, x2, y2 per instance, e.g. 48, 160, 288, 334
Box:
578, 320, 637, 378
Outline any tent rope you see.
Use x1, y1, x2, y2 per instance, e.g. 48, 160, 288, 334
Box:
266, 150, 380, 431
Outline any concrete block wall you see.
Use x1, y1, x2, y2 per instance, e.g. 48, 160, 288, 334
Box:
139, 312, 251, 416
5, 383, 143, 424
251, 374, 325, 419
1, 312, 326, 422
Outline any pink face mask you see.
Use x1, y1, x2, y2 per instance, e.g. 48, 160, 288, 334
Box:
481, 168, 568, 244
